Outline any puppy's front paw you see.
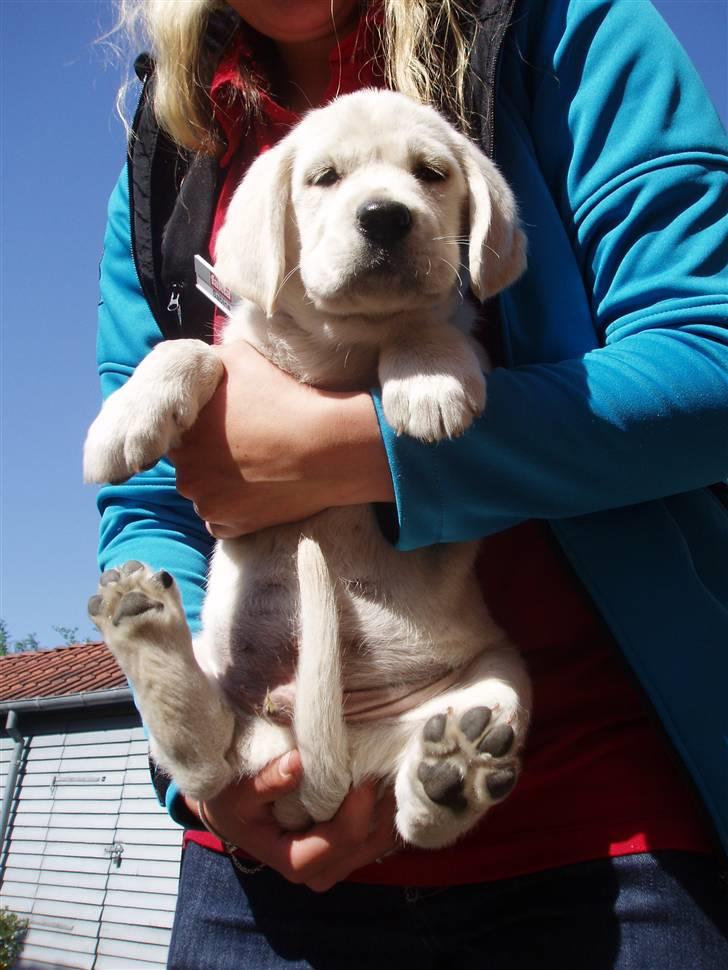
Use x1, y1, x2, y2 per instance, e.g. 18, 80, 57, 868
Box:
83, 339, 224, 484
382, 369, 486, 442
83, 392, 181, 484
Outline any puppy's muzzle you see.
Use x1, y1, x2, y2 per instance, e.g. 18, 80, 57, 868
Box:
356, 200, 412, 247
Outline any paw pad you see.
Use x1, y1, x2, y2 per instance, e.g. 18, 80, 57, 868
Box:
486, 766, 517, 801
100, 569, 120, 587
121, 560, 144, 575
87, 561, 181, 636
477, 723, 514, 757
423, 713, 447, 743
87, 594, 103, 617
418, 704, 519, 814
417, 762, 467, 812
112, 591, 161, 625
459, 706, 492, 741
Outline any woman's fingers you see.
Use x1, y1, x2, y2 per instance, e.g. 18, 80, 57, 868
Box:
275, 784, 400, 891
304, 787, 400, 892
284, 783, 378, 869
250, 749, 303, 802
189, 764, 401, 890
195, 750, 303, 841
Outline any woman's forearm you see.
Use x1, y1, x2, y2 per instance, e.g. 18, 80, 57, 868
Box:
170, 341, 394, 537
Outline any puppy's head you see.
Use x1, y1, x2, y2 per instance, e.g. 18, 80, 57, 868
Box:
214, 89, 526, 318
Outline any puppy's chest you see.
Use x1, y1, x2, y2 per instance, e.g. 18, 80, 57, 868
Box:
223, 303, 380, 389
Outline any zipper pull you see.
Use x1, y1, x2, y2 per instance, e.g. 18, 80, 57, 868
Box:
167, 283, 184, 327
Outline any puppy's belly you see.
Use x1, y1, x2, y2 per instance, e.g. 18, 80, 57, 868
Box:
212, 575, 432, 719
201, 505, 490, 717
213, 580, 299, 718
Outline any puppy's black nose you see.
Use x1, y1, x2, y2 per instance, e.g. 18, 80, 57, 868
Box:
356, 200, 412, 245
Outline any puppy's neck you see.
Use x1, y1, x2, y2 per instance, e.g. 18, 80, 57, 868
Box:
223, 286, 468, 392
222, 299, 380, 390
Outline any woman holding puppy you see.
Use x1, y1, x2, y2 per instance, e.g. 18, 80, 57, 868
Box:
96, 0, 728, 965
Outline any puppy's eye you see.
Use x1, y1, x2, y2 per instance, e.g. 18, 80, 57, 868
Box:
414, 164, 448, 183
309, 167, 341, 187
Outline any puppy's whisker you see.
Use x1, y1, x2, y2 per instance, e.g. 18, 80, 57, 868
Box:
282, 264, 301, 286
432, 235, 469, 243
438, 257, 463, 288
274, 264, 302, 302
330, 0, 344, 100
484, 244, 501, 260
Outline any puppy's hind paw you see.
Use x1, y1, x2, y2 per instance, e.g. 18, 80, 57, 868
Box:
417, 706, 518, 809
88, 561, 187, 659
395, 698, 524, 849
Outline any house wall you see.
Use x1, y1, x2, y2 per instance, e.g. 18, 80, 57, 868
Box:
0, 710, 183, 970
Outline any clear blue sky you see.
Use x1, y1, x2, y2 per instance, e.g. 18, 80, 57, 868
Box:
0, 1, 727, 649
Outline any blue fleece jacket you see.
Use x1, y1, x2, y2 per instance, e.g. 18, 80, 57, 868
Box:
95, 0, 728, 847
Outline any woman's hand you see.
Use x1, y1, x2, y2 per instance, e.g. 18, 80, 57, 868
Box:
169, 341, 394, 537
189, 750, 400, 892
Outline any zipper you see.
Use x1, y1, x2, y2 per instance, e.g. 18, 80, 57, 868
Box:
167, 283, 184, 327
482, 0, 516, 159
126, 57, 185, 336
474, 1, 516, 364
127, 161, 144, 297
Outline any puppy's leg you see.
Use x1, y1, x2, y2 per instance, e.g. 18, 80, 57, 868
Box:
394, 646, 530, 849
379, 324, 486, 442
83, 339, 224, 484
88, 561, 237, 801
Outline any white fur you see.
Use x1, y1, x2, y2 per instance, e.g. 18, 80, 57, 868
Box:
85, 90, 529, 848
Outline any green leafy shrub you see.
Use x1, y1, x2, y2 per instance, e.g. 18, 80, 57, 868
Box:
0, 908, 28, 970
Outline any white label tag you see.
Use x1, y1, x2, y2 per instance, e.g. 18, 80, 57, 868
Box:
194, 255, 239, 317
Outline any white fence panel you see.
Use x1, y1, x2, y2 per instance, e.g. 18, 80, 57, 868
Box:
1, 715, 183, 969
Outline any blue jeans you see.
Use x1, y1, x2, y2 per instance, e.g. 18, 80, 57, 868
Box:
167, 843, 728, 969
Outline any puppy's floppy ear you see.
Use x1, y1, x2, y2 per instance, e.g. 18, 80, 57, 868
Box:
455, 135, 527, 301
213, 139, 294, 316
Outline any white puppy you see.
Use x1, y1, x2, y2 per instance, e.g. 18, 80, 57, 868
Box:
85, 89, 530, 849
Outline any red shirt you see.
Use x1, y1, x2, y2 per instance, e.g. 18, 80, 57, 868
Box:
185, 18, 715, 885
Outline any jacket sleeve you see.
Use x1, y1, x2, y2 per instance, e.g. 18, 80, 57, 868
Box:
374, 0, 728, 551
96, 165, 213, 825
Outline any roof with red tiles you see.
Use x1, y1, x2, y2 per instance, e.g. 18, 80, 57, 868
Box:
0, 642, 127, 701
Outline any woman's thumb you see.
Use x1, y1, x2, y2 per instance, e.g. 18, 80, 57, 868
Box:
253, 749, 303, 800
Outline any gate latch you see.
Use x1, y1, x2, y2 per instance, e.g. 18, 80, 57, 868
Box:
103, 842, 124, 867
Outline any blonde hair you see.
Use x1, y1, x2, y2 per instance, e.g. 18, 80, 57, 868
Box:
112, 0, 478, 154
381, 1, 476, 135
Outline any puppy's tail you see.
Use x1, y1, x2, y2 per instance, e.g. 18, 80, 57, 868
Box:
294, 535, 351, 822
